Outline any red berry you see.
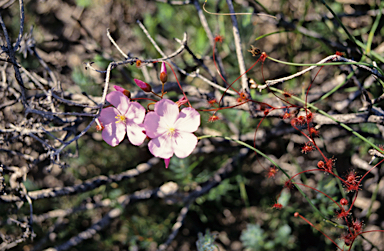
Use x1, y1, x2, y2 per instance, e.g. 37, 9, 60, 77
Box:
340, 198, 348, 206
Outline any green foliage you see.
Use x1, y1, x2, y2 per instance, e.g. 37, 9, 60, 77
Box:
311, 178, 340, 217
71, 67, 98, 96
76, 0, 93, 7
241, 224, 267, 250
196, 229, 217, 251
241, 223, 296, 250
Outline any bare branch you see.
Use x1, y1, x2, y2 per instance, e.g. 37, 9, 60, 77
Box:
226, 0, 248, 92
0, 158, 157, 202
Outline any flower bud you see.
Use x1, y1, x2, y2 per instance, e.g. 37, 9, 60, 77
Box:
113, 85, 131, 98
175, 96, 188, 107
136, 60, 142, 68
134, 79, 152, 92
160, 62, 168, 83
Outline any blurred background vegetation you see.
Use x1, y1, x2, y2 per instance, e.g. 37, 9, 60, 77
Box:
1, 0, 384, 250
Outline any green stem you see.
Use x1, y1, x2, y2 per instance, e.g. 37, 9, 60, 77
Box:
366, 181, 380, 220
255, 30, 288, 41
366, 2, 383, 55
332, 168, 346, 202
320, 0, 363, 55
314, 70, 356, 104
253, 0, 272, 15
355, 40, 384, 65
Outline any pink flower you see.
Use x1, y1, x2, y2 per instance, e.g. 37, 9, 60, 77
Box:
144, 99, 200, 159
98, 91, 146, 147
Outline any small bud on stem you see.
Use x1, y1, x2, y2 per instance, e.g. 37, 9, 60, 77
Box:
160, 62, 168, 83
134, 79, 152, 92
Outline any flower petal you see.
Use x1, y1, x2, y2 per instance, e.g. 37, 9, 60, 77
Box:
106, 91, 130, 114
125, 102, 146, 124
98, 107, 119, 125
144, 112, 167, 138
174, 107, 200, 132
148, 134, 174, 159
99, 107, 126, 147
154, 99, 179, 125
173, 132, 198, 158
126, 122, 146, 146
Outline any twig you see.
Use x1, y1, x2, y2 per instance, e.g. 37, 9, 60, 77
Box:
0, 158, 157, 203
0, 11, 27, 106
13, 0, 25, 50
43, 182, 179, 251
158, 202, 192, 251
137, 20, 166, 58
313, 112, 384, 127
107, 28, 128, 59
258, 54, 337, 90
193, 0, 227, 82
136, 20, 235, 95
226, 0, 248, 92
258, 55, 383, 91
155, 0, 192, 4
173, 38, 237, 95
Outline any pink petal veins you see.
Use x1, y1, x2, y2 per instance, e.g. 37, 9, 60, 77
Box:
125, 102, 146, 124
106, 91, 130, 114
99, 107, 120, 125
173, 132, 198, 158
126, 122, 146, 146
148, 134, 174, 159
99, 107, 127, 147
154, 99, 179, 124
174, 107, 200, 133
144, 112, 165, 139
102, 122, 126, 147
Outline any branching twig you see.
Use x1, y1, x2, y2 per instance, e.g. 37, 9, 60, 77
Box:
0, 158, 157, 203
226, 0, 248, 92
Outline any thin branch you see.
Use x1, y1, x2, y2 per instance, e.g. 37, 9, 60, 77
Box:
13, 0, 25, 50
193, 0, 227, 82
226, 0, 248, 92
0, 158, 157, 203
0, 11, 27, 105
43, 182, 179, 251
158, 202, 191, 251
258, 55, 383, 91
107, 28, 128, 59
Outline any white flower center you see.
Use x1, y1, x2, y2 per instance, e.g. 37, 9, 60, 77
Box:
167, 127, 176, 137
